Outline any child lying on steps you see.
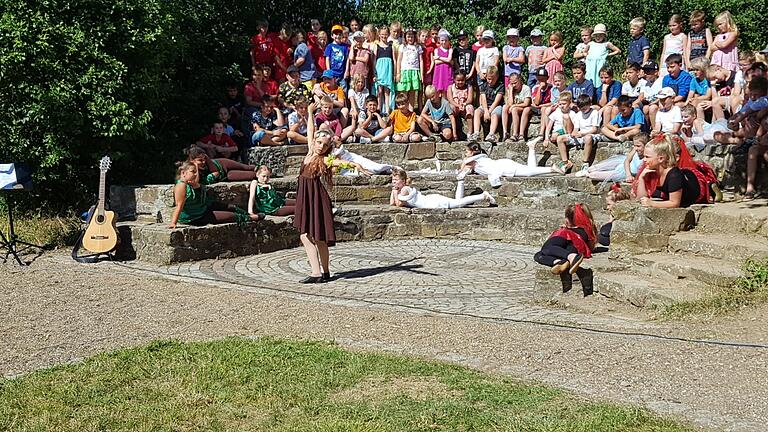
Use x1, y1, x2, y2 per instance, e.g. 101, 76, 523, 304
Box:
390, 168, 496, 209
534, 203, 598, 296
248, 165, 296, 217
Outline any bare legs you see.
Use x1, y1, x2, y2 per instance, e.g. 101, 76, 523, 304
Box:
300, 233, 329, 277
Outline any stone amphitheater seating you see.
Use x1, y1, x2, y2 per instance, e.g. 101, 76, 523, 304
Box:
110, 138, 768, 310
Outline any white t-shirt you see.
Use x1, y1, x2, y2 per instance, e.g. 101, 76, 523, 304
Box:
655, 106, 682, 133
575, 42, 588, 55
400, 44, 422, 70
622, 79, 647, 97
477, 46, 500, 74
348, 88, 369, 111
568, 109, 601, 133
548, 109, 567, 132
640, 77, 663, 102
288, 111, 307, 135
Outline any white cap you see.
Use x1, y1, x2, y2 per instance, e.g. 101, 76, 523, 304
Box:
481, 30, 495, 39
530, 28, 543, 37
506, 28, 519, 37
593, 24, 607, 35
351, 31, 365, 40
438, 29, 451, 40
657, 87, 677, 99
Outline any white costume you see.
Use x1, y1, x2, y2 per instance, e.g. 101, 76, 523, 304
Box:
463, 146, 551, 187
398, 181, 491, 209
333, 146, 392, 175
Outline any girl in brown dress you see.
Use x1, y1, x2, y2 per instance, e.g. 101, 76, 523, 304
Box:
293, 103, 366, 283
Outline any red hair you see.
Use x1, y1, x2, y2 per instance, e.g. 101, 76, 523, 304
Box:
566, 203, 597, 248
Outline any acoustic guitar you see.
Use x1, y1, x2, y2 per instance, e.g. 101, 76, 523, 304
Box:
82, 156, 118, 254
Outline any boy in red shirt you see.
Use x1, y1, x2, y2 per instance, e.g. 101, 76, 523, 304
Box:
261, 64, 280, 97
250, 21, 274, 69
196, 121, 238, 159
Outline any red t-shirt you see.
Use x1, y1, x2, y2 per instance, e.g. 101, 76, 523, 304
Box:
264, 79, 279, 97
244, 81, 265, 104
250, 33, 275, 66
198, 133, 236, 148
310, 42, 326, 73
272, 37, 293, 81
423, 39, 436, 74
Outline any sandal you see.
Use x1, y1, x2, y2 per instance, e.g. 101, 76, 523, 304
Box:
568, 254, 584, 275
551, 259, 571, 275
743, 191, 756, 201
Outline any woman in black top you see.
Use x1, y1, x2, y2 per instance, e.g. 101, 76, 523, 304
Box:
636, 134, 700, 208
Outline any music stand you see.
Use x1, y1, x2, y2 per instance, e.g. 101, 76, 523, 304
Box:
1, 163, 43, 266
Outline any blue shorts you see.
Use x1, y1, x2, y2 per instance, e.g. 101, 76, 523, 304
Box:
478, 105, 503, 117
251, 130, 266, 144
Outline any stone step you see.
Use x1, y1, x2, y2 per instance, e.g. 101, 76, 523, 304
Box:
695, 199, 768, 239
594, 270, 707, 308
111, 175, 609, 223
668, 232, 768, 262
117, 203, 608, 264
630, 252, 743, 288
116, 216, 299, 265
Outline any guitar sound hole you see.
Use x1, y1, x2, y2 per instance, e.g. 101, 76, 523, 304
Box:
96, 215, 105, 224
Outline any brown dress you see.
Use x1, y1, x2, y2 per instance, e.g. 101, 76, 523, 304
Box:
293, 163, 336, 246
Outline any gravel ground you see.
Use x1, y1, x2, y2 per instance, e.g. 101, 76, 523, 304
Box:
2, 253, 768, 432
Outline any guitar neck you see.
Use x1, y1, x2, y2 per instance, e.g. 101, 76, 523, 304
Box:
97, 169, 106, 215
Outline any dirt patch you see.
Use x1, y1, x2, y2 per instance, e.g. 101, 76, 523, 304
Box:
332, 376, 462, 403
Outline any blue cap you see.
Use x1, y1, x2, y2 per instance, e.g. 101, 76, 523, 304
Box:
321, 70, 335, 79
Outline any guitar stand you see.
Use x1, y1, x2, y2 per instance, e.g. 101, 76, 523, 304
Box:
0, 198, 44, 266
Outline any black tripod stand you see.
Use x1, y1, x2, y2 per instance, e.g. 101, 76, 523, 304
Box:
1, 193, 44, 266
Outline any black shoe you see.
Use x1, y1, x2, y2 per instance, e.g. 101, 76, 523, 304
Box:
321, 272, 332, 282
576, 268, 594, 297
300, 276, 323, 284
560, 272, 573, 293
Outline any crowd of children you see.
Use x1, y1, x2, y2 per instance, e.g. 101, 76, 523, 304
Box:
172, 14, 768, 284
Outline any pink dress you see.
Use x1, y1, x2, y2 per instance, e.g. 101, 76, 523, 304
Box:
432, 47, 453, 91
710, 32, 738, 72
544, 47, 564, 84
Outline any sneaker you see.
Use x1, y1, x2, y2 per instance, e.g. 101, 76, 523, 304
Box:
345, 136, 355, 143
485, 133, 498, 143
552, 161, 569, 175
579, 162, 590, 173
551, 259, 571, 275
382, 136, 391, 142
468, 132, 480, 141
433, 135, 443, 143
359, 136, 372, 144
483, 191, 497, 207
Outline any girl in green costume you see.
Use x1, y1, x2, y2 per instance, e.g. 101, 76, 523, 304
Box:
185, 146, 259, 185
168, 162, 262, 229
248, 165, 296, 216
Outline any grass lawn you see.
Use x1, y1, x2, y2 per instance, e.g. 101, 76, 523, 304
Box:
0, 338, 692, 431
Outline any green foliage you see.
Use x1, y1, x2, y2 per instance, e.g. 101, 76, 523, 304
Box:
0, 0, 353, 214
0, 337, 693, 431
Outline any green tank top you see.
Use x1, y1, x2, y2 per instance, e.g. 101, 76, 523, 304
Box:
253, 185, 286, 215
176, 181, 209, 223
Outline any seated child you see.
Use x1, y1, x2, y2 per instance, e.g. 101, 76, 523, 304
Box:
595, 65, 622, 127
680, 104, 729, 150
316, 96, 355, 142
653, 87, 683, 134
714, 76, 768, 147
248, 165, 296, 217
458, 141, 557, 188
533, 203, 597, 296
520, 67, 552, 140
250, 95, 287, 146
566, 61, 596, 102
539, 71, 568, 139
287, 97, 310, 144
636, 61, 662, 130
185, 145, 257, 184
347, 73, 370, 122
261, 64, 280, 97
418, 85, 455, 142
661, 54, 692, 105
390, 93, 423, 142
471, 65, 505, 142
356, 95, 393, 143
501, 72, 532, 141
554, 94, 602, 174
687, 57, 712, 119
543, 92, 572, 144
391, 167, 496, 208
621, 62, 646, 105
313, 70, 349, 126
447, 70, 475, 139
600, 95, 644, 142
586, 132, 646, 182
707, 64, 740, 121
168, 162, 260, 229
196, 121, 238, 159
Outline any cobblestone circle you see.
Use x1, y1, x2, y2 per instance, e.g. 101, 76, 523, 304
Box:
119, 239, 652, 329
